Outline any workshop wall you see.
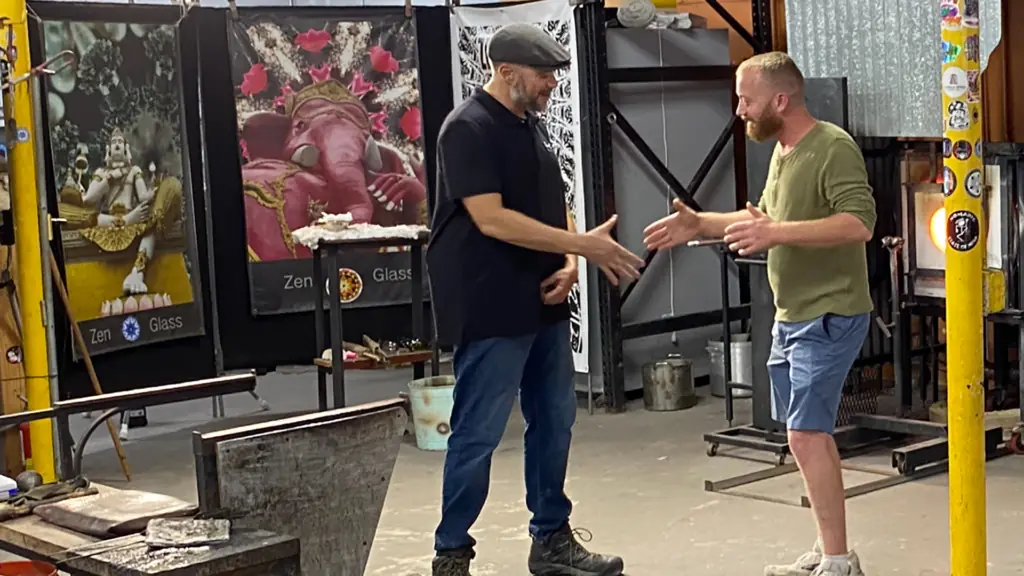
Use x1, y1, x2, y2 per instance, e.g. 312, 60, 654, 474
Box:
585, 28, 740, 394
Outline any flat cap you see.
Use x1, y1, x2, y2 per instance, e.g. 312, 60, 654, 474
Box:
488, 23, 571, 70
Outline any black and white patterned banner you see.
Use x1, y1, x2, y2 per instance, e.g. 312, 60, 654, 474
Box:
449, 0, 589, 373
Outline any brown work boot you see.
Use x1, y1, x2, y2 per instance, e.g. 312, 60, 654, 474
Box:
764, 540, 822, 576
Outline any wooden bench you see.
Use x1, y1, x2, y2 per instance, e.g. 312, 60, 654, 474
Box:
0, 485, 299, 575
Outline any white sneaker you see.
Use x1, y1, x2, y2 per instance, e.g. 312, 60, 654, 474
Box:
810, 551, 863, 576
764, 540, 822, 576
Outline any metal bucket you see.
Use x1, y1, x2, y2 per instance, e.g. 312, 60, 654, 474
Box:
641, 355, 698, 411
407, 376, 456, 451
706, 335, 753, 398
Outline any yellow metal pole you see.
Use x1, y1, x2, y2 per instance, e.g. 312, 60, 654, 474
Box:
1, 1, 55, 482
940, 1, 985, 574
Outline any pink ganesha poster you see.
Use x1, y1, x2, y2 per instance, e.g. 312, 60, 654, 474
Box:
227, 15, 427, 265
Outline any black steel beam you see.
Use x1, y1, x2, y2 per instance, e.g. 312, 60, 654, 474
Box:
750, 0, 774, 50
608, 65, 735, 83
607, 103, 699, 211
622, 306, 751, 341
577, 0, 626, 413
619, 114, 740, 308
705, 0, 764, 53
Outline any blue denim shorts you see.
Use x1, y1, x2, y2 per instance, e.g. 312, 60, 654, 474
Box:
768, 312, 870, 433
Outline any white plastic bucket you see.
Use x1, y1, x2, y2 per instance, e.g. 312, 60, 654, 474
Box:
407, 376, 456, 451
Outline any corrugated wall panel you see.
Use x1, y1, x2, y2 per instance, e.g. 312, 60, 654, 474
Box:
785, 0, 1002, 138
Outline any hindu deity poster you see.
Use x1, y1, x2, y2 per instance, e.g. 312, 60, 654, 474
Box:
40, 21, 205, 358
228, 12, 427, 315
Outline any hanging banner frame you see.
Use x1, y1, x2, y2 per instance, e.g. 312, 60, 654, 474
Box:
449, 0, 590, 373
225, 8, 430, 317
33, 6, 208, 360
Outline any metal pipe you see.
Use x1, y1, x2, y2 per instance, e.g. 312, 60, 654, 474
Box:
941, 4, 986, 573
720, 245, 733, 426
1, 9, 56, 482
30, 76, 61, 463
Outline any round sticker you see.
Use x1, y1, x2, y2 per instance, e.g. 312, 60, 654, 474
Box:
942, 67, 968, 98
944, 166, 957, 196
942, 138, 952, 158
965, 169, 982, 198
5, 346, 20, 364
953, 140, 972, 160
947, 100, 970, 131
975, 139, 982, 159
947, 210, 980, 252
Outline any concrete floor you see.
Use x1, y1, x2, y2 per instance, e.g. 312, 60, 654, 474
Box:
64, 365, 1024, 576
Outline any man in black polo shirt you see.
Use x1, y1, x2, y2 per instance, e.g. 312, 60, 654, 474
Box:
427, 23, 641, 576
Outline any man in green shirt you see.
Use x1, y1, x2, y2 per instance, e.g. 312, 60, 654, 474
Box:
643, 52, 874, 576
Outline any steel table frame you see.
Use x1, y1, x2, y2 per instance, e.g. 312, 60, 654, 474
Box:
310, 234, 436, 410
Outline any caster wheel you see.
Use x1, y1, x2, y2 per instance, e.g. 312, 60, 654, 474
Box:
897, 461, 914, 475
706, 444, 719, 457
1010, 432, 1024, 455
259, 399, 271, 412
776, 454, 787, 466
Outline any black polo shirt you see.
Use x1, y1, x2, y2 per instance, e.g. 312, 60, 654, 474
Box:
427, 88, 569, 347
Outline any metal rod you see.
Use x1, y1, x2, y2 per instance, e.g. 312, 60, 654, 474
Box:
31, 75, 61, 465
71, 408, 120, 480
312, 248, 327, 410
721, 246, 734, 426
410, 244, 424, 381
326, 245, 345, 408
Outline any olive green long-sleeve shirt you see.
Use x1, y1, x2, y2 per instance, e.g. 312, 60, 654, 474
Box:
757, 121, 877, 323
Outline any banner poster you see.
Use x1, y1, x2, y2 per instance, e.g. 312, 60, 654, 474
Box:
40, 20, 206, 359
228, 13, 428, 316
450, 0, 590, 373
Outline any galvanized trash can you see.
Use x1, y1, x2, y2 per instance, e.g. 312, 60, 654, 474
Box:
706, 334, 753, 398
641, 354, 698, 411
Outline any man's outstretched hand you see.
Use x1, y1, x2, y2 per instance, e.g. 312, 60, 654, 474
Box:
723, 202, 778, 256
577, 215, 645, 286
643, 199, 700, 251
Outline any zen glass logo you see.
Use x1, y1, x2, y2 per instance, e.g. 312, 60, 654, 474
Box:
121, 316, 141, 342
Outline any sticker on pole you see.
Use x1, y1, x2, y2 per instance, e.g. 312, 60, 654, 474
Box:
966, 70, 981, 103
940, 0, 961, 29
15, 128, 28, 143
942, 67, 968, 98
942, 138, 952, 158
953, 140, 972, 161
975, 139, 983, 159
947, 101, 970, 131
942, 41, 961, 64
965, 34, 980, 62
944, 166, 957, 196
965, 169, 983, 198
947, 210, 980, 252
963, 0, 979, 27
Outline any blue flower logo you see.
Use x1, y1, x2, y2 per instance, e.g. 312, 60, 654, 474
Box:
121, 316, 141, 342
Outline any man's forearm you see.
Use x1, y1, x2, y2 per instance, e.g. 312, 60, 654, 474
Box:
477, 207, 584, 255
773, 213, 872, 247
697, 210, 753, 238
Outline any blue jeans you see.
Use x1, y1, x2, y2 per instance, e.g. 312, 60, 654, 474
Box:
434, 320, 576, 553
769, 312, 870, 434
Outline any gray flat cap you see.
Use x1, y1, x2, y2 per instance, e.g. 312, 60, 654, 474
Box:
488, 23, 571, 70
